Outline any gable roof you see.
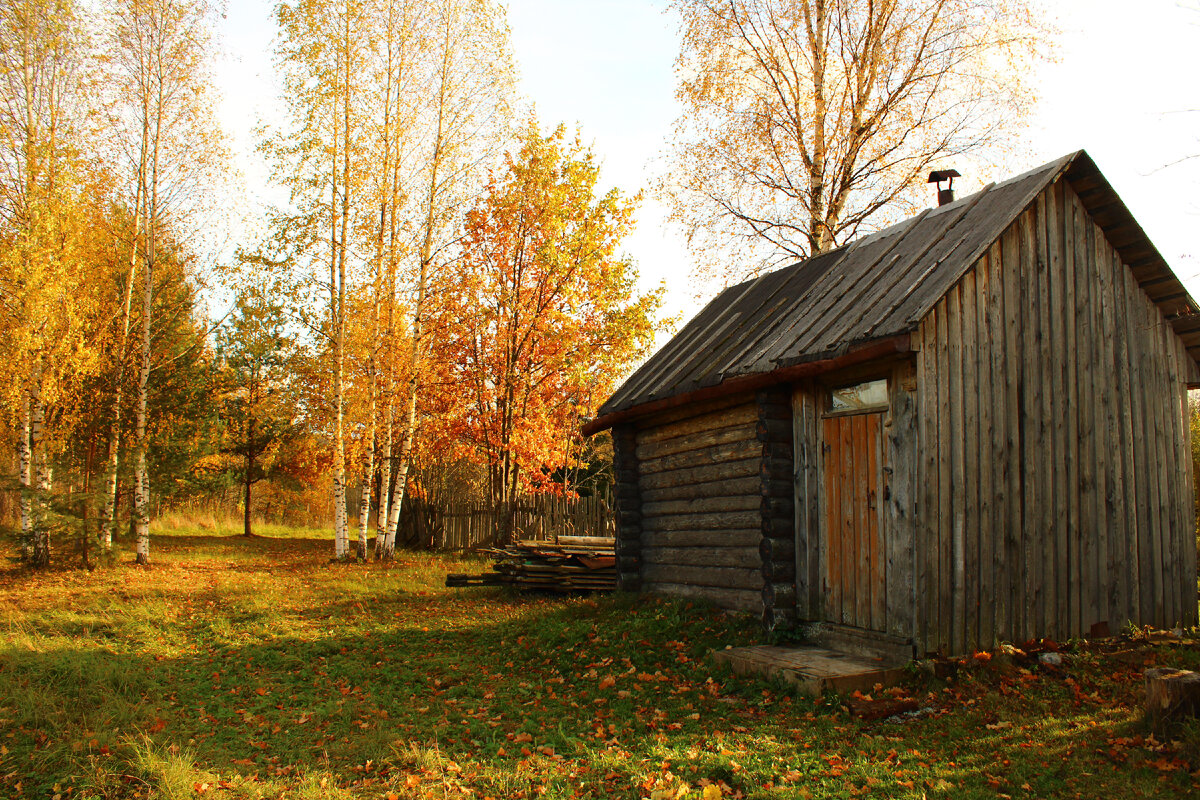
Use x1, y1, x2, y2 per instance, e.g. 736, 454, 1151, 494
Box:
585, 150, 1200, 435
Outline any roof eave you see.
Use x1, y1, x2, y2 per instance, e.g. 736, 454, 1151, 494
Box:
581, 332, 913, 436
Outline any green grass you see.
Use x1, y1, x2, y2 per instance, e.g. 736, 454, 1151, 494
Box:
0, 531, 1197, 799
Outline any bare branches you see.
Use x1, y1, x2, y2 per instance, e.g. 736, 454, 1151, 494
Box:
662, 0, 1052, 285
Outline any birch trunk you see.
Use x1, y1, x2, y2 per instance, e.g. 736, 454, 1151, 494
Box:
243, 412, 255, 537
356, 396, 376, 560
17, 387, 33, 562
357, 219, 383, 560
384, 7, 456, 557
383, 143, 435, 559
376, 399, 393, 555
99, 211, 140, 551
383, 197, 432, 555
30, 393, 50, 567
329, 33, 350, 560
132, 228, 152, 565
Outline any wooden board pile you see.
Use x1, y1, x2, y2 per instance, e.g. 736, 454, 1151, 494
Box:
445, 535, 615, 592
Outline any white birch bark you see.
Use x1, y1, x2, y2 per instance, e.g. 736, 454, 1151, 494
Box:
356, 409, 375, 560
99, 209, 140, 552
30, 393, 50, 567
356, 282, 379, 560
329, 39, 349, 560
375, 399, 393, 555
17, 387, 33, 562
132, 209, 153, 565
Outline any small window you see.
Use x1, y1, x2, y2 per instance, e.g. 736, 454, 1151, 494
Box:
828, 378, 888, 413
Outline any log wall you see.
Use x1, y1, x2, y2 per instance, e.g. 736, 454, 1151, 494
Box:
915, 179, 1200, 655
612, 424, 642, 591
759, 387, 797, 630
632, 394, 763, 611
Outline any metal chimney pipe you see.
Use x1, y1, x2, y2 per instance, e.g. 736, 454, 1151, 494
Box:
928, 169, 961, 207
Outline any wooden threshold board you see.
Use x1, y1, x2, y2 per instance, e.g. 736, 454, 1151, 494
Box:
711, 645, 907, 697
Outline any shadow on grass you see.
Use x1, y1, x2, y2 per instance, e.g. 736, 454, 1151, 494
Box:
0, 535, 1196, 800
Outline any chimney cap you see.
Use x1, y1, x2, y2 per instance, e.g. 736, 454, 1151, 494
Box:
928, 169, 961, 184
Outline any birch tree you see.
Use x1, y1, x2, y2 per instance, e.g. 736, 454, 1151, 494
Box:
663, 0, 1051, 281
103, 0, 226, 563
378, 0, 513, 559
265, 0, 511, 560
0, 0, 95, 567
363, 0, 422, 559
268, 0, 374, 560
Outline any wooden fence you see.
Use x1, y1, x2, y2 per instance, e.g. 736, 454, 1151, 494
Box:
399, 494, 614, 551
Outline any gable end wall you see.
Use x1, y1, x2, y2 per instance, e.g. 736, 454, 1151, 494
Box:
914, 177, 1199, 655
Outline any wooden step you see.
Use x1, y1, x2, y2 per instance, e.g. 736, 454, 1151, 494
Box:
712, 644, 907, 697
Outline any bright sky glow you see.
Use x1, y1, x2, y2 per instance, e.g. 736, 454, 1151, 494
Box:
212, 0, 1200, 328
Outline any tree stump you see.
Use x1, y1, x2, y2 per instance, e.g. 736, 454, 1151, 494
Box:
1144, 668, 1200, 726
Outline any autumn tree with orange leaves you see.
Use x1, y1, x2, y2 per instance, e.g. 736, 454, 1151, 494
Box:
432, 122, 662, 529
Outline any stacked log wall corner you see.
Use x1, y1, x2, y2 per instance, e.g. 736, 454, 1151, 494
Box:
758, 387, 796, 631
792, 383, 820, 622
612, 424, 642, 592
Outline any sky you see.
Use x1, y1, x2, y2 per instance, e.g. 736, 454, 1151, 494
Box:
211, 0, 1200, 328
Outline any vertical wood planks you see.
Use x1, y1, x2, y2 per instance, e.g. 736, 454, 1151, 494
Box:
908, 177, 1195, 654
918, 312, 938, 652
1074, 196, 1098, 634
960, 269, 980, 650
1001, 220, 1024, 644
938, 292, 954, 653
1178, 347, 1199, 627
1046, 181, 1070, 641
1019, 206, 1043, 643
869, 412, 885, 632
1091, 213, 1115, 631
986, 240, 1009, 648
792, 384, 819, 620
886, 363, 918, 642
823, 415, 841, 622
1034, 192, 1057, 640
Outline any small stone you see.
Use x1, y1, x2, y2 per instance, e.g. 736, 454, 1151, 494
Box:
1038, 652, 1064, 667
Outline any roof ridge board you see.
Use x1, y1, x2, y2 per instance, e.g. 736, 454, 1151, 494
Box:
701, 247, 855, 381
626, 272, 774, 407
765, 209, 933, 367
734, 236, 876, 375
896, 152, 1078, 328
800, 201, 979, 356
851, 180, 998, 341
598, 283, 741, 414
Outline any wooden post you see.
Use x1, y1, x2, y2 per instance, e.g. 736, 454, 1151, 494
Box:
758, 387, 796, 632
612, 424, 642, 592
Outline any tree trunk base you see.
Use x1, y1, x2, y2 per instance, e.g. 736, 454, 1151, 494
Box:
1144, 668, 1200, 727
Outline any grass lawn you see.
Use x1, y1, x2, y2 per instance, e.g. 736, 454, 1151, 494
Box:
1, 531, 1197, 799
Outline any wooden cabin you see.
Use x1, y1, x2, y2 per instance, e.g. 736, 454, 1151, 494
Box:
583, 151, 1200, 659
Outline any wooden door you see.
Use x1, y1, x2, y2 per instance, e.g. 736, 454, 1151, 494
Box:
822, 411, 887, 632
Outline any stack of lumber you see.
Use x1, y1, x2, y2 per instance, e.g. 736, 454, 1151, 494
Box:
445, 536, 615, 592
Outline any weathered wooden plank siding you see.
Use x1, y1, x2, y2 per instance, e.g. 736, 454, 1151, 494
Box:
915, 181, 1199, 654
635, 394, 762, 611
